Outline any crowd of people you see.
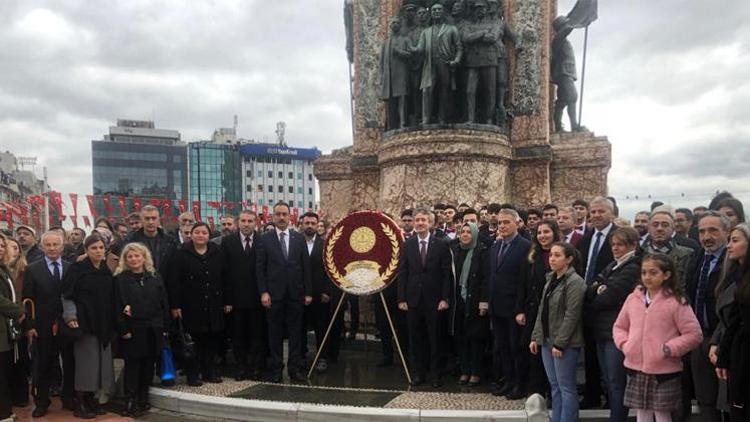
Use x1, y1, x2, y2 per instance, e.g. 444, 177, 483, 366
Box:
0, 192, 748, 422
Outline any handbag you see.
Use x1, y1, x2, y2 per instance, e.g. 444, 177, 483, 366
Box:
160, 346, 176, 381
172, 318, 195, 363
58, 319, 83, 344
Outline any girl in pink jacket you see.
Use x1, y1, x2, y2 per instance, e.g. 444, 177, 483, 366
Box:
613, 253, 702, 422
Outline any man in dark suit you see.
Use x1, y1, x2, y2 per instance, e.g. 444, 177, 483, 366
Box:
256, 202, 312, 383
398, 207, 452, 387
489, 208, 531, 399
222, 209, 265, 381
300, 212, 342, 373
22, 231, 74, 417
576, 196, 616, 409
684, 211, 730, 421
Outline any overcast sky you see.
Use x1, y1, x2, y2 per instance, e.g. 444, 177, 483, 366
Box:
1, 0, 748, 219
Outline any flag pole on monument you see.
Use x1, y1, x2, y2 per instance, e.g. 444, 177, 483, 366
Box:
565, 0, 598, 128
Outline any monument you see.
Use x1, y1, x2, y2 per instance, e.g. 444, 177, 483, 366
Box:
315, 0, 610, 223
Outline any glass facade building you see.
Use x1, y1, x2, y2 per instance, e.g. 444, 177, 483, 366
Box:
189, 142, 242, 222
239, 143, 321, 210
91, 120, 187, 217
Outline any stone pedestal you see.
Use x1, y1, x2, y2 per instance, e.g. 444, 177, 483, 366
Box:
314, 0, 611, 219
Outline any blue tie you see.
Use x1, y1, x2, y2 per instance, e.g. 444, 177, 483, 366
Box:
585, 232, 603, 284
694, 254, 713, 329
496, 241, 508, 268
52, 261, 61, 281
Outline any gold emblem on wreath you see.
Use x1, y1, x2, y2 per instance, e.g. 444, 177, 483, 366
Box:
325, 223, 401, 296
349, 227, 376, 253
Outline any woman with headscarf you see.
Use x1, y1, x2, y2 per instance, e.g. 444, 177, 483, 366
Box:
450, 222, 490, 386
62, 234, 117, 419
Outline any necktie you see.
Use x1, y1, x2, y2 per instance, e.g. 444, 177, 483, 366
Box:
420, 240, 427, 266
694, 254, 713, 329
585, 232, 603, 284
52, 261, 61, 281
244, 236, 252, 252
280, 232, 288, 260
496, 241, 508, 267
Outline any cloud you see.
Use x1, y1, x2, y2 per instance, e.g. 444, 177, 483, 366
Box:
0, 0, 748, 221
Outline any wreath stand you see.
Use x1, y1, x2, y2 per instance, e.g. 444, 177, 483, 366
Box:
306, 291, 411, 385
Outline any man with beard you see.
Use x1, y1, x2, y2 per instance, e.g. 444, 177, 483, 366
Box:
300, 212, 341, 373
640, 207, 693, 290
15, 225, 43, 263
632, 211, 650, 245
401, 209, 416, 238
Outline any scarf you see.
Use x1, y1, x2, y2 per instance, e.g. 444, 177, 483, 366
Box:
458, 223, 479, 300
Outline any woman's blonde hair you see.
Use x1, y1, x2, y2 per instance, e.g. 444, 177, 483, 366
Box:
114, 242, 156, 276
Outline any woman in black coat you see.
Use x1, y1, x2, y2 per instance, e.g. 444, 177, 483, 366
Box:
451, 222, 490, 387
61, 234, 117, 419
515, 219, 560, 397
716, 223, 750, 422
114, 242, 170, 416
585, 226, 641, 422
167, 222, 231, 386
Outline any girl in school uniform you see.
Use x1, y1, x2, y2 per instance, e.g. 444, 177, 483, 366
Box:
613, 253, 703, 422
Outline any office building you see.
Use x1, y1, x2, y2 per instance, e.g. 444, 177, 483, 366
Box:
188, 141, 242, 222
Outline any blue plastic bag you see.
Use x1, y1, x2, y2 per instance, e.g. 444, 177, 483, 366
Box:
161, 346, 176, 381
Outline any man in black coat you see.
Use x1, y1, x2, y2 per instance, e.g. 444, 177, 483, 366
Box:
576, 196, 616, 408
221, 209, 265, 380
256, 202, 312, 383
300, 212, 342, 373
397, 207, 453, 387
489, 208, 531, 399
684, 211, 730, 421
22, 231, 74, 417
16, 225, 44, 264
112, 205, 178, 282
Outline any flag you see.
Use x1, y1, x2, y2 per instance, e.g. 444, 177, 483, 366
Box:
241, 200, 248, 210
207, 216, 216, 232
192, 201, 202, 222
566, 0, 598, 28
117, 196, 128, 216
69, 193, 79, 227
178, 200, 187, 214
103, 195, 114, 217
133, 197, 142, 212
83, 216, 91, 228
49, 191, 63, 217
162, 199, 173, 218
86, 195, 98, 218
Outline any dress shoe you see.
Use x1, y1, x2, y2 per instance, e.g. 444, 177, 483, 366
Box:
31, 407, 48, 418
74, 402, 96, 419
187, 378, 203, 387
315, 359, 328, 373
492, 383, 513, 397
205, 375, 223, 384
122, 398, 136, 417
410, 375, 425, 386
505, 386, 526, 400
62, 398, 77, 411
376, 357, 393, 368
86, 394, 106, 416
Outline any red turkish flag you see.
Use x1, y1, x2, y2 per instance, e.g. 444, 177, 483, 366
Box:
161, 199, 173, 217
49, 191, 63, 216
241, 200, 248, 210
207, 201, 221, 210
192, 201, 202, 222
178, 200, 187, 214
117, 196, 128, 216
207, 216, 216, 232
102, 195, 114, 217
86, 195, 98, 218
82, 216, 91, 228
3, 209, 12, 230
132, 197, 142, 212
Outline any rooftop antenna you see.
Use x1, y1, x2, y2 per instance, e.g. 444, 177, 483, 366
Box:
275, 121, 287, 146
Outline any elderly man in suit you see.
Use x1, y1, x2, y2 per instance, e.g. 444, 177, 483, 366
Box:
577, 196, 616, 408
489, 208, 531, 399
222, 209, 265, 381
398, 207, 452, 387
256, 202, 312, 383
22, 231, 74, 417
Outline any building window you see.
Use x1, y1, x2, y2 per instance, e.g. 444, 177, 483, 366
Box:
288, 186, 293, 193
268, 170, 273, 178
246, 170, 252, 178
268, 185, 273, 192
257, 170, 263, 178
297, 187, 303, 194
308, 201, 313, 209
297, 172, 302, 180
278, 185, 283, 193
308, 187, 313, 195
308, 174, 312, 181
247, 184, 252, 191
288, 172, 293, 179
289, 200, 295, 208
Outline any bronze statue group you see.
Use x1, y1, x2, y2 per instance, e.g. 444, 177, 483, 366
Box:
1, 191, 749, 422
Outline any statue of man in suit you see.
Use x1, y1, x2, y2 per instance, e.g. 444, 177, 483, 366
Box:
462, 0, 501, 124
380, 16, 412, 130
413, 3, 463, 125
